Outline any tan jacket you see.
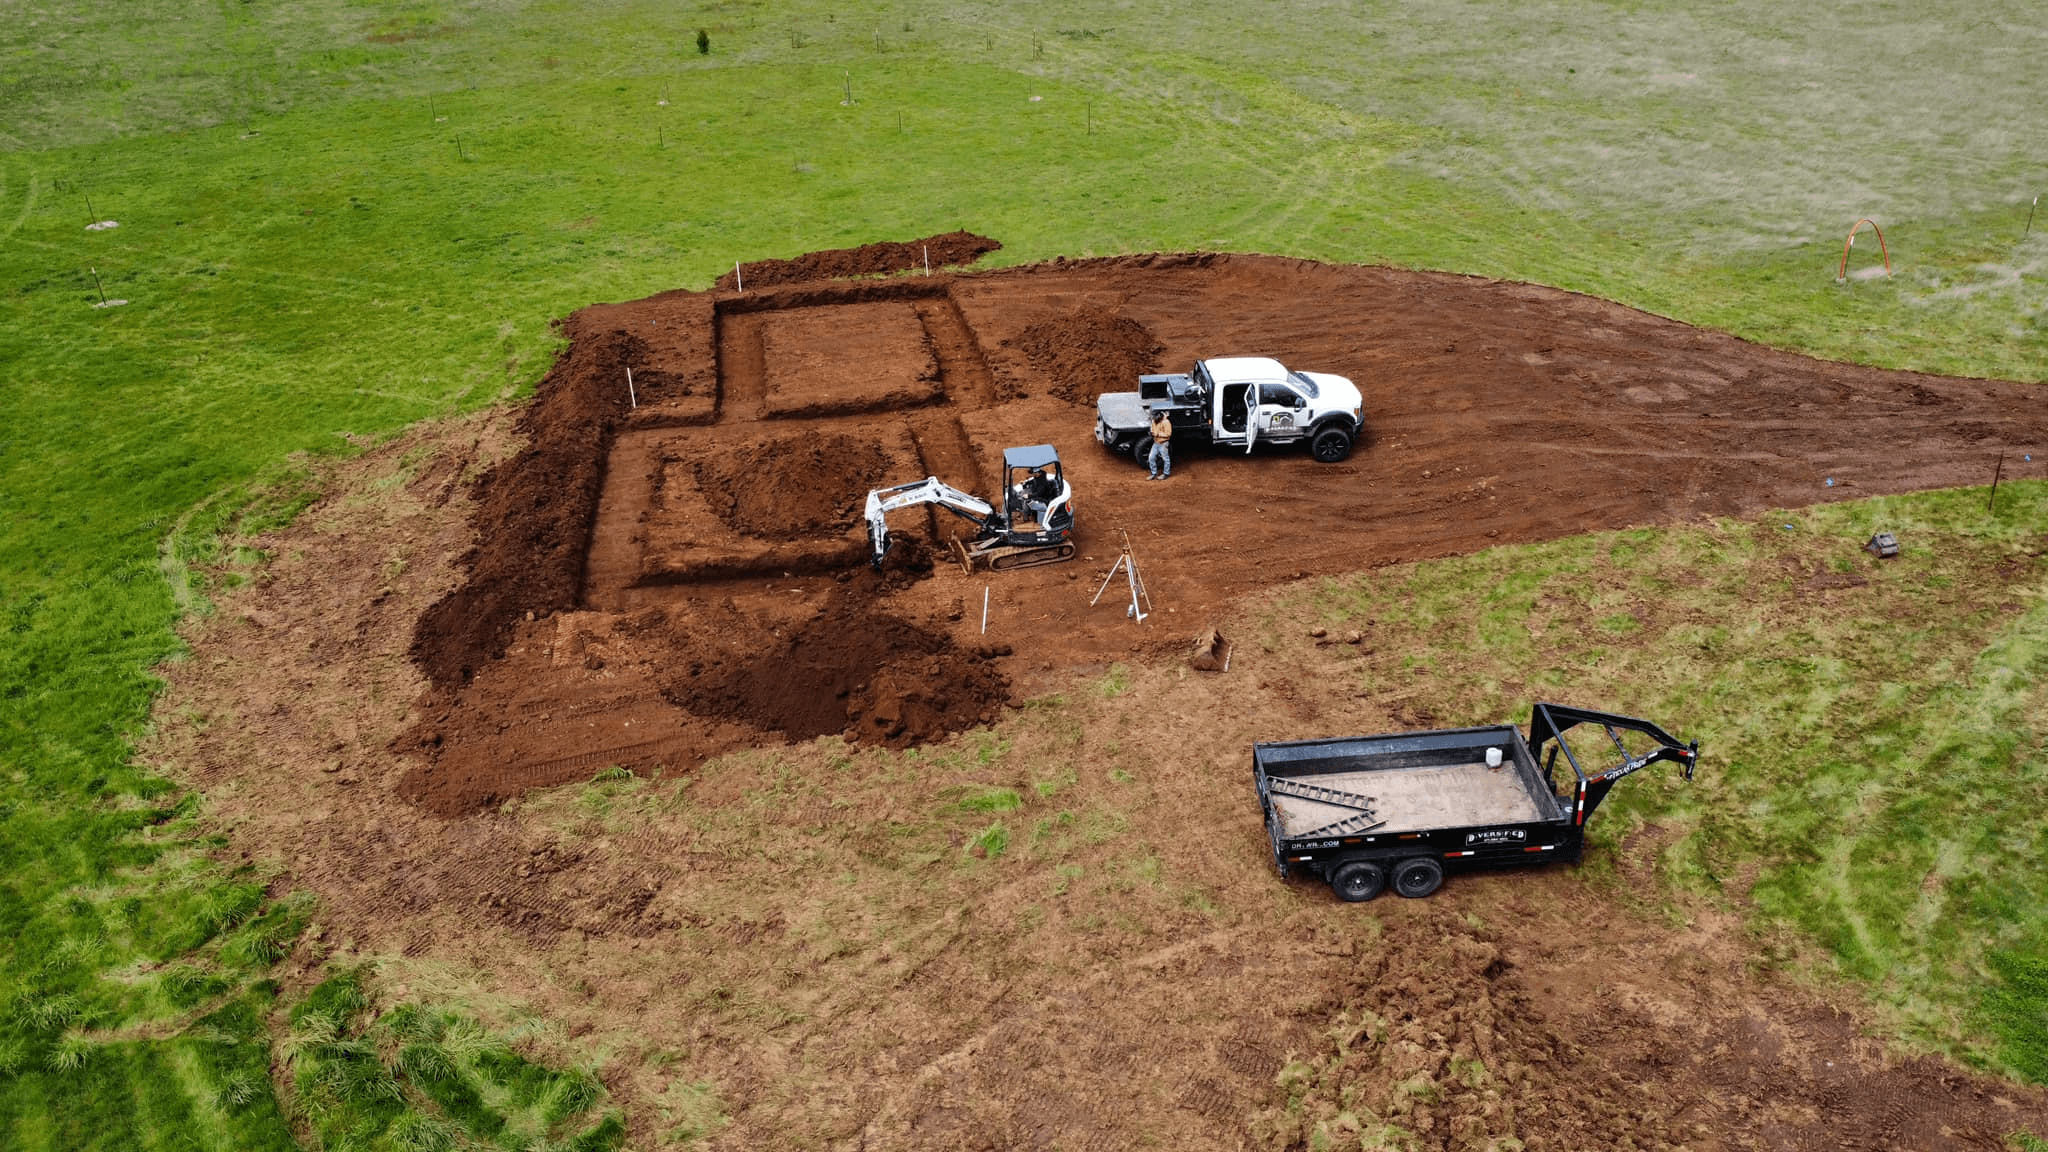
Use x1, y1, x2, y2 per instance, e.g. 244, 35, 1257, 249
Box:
1150, 412, 1173, 442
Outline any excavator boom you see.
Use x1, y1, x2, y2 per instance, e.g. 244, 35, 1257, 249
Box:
865, 478, 999, 568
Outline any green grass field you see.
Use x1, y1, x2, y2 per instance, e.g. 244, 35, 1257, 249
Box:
3, 0, 2044, 1145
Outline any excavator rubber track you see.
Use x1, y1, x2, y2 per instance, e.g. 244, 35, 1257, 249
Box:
986, 542, 1077, 571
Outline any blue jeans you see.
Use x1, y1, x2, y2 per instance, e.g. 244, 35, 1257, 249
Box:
1148, 440, 1171, 477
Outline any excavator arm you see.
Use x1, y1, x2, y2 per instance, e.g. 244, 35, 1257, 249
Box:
865, 478, 1000, 569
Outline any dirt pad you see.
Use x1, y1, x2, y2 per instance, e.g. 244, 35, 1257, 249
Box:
758, 301, 943, 418
402, 249, 2047, 819
716, 229, 1001, 291
691, 432, 895, 542
1006, 310, 1166, 405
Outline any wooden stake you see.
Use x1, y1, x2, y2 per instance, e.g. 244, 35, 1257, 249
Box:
923, 245, 930, 276
626, 366, 637, 409
88, 266, 107, 304
735, 261, 743, 293
1989, 451, 2005, 513
982, 586, 989, 634
2028, 196, 2039, 239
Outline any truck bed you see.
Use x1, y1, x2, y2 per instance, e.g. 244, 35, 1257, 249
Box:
1270, 760, 1559, 836
1096, 391, 1150, 431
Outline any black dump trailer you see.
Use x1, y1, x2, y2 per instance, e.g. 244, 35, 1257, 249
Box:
1253, 703, 1698, 902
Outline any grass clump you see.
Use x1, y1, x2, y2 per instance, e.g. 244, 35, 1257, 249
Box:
958, 786, 1023, 813
968, 822, 1011, 860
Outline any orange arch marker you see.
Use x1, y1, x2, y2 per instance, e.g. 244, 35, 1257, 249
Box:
1837, 218, 1891, 282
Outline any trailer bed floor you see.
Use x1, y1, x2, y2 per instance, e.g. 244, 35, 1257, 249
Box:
1273, 761, 1559, 836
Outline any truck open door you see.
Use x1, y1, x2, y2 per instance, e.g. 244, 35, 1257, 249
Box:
1218, 381, 1260, 453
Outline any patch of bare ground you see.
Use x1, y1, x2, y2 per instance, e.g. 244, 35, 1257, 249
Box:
147, 409, 2047, 1149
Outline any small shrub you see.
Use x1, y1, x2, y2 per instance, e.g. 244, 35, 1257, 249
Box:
696, 29, 710, 54
591, 764, 632, 783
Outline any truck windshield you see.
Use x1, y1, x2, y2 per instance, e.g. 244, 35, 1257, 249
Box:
1287, 371, 1320, 399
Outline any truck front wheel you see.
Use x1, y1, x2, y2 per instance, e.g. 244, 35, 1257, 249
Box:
1310, 425, 1355, 463
1391, 857, 1444, 898
1330, 861, 1385, 903
1132, 435, 1156, 470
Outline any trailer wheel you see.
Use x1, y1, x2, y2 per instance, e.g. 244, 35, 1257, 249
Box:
1391, 857, 1444, 899
1330, 861, 1385, 903
1310, 425, 1355, 463
1132, 435, 1156, 470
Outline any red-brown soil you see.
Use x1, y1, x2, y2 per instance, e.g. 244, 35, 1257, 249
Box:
715, 229, 1001, 291
1006, 310, 1166, 405
662, 575, 1010, 748
402, 249, 2047, 819
758, 301, 943, 418
690, 431, 896, 542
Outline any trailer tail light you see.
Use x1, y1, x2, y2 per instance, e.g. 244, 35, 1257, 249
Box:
1524, 844, 1557, 852
1447, 851, 1476, 857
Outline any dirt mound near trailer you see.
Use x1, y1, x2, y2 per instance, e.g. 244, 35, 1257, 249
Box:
689, 432, 896, 542
717, 231, 1001, 291
662, 575, 1009, 748
1007, 310, 1165, 405
1254, 907, 1693, 1151
1250, 899, 2045, 1152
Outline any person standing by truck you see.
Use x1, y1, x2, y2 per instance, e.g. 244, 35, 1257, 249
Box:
1147, 407, 1173, 480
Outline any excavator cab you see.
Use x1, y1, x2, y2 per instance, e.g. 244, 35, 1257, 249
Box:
1002, 445, 1074, 534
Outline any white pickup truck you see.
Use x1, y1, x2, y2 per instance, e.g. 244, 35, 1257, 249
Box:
1094, 356, 1364, 465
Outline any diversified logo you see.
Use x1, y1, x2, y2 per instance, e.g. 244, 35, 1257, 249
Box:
1465, 828, 1527, 845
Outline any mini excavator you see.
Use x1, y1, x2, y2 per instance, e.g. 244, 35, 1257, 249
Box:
865, 444, 1077, 573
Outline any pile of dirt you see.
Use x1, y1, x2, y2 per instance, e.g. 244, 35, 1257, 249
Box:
1252, 907, 1695, 1151
1005, 310, 1164, 404
408, 324, 641, 688
688, 433, 895, 541
663, 577, 1009, 748
716, 231, 1001, 291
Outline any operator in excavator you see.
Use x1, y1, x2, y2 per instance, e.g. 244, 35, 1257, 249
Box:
1021, 463, 1061, 524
